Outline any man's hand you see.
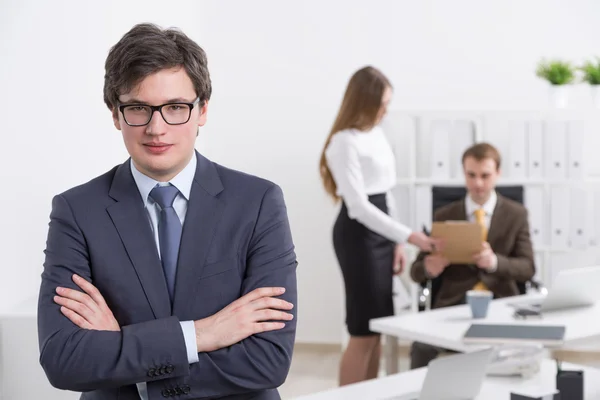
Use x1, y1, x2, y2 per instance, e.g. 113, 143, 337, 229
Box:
424, 254, 450, 278
54, 274, 120, 331
473, 242, 497, 271
393, 244, 406, 275
194, 287, 294, 353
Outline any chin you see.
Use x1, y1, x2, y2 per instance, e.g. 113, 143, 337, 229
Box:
136, 157, 177, 177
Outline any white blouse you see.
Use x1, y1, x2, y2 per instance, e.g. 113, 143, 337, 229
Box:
325, 126, 412, 244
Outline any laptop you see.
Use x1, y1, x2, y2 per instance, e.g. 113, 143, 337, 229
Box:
511, 265, 600, 313
383, 348, 494, 400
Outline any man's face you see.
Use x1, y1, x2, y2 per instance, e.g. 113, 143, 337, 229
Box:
112, 67, 207, 182
463, 156, 500, 204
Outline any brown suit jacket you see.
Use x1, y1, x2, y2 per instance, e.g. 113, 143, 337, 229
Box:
410, 194, 535, 309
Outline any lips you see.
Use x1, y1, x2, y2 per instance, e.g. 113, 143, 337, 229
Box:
143, 143, 172, 154
144, 142, 171, 147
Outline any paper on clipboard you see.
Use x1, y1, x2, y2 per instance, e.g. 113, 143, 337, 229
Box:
430, 221, 483, 263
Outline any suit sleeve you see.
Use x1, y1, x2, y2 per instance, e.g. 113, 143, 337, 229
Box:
37, 194, 190, 392
492, 209, 536, 282
153, 184, 298, 399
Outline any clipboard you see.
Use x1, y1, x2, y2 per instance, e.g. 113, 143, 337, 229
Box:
430, 221, 483, 263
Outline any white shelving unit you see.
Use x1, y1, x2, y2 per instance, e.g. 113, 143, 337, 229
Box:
381, 109, 600, 312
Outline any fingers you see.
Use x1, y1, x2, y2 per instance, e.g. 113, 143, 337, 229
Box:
55, 286, 99, 315
251, 296, 294, 312
72, 274, 108, 309
426, 238, 439, 253
54, 294, 93, 317
425, 267, 440, 278
231, 287, 286, 309
254, 309, 294, 322
473, 249, 490, 260
59, 305, 92, 329
252, 322, 286, 335
431, 238, 445, 252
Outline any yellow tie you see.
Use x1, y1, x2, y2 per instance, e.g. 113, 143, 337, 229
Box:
474, 208, 487, 241
472, 208, 489, 291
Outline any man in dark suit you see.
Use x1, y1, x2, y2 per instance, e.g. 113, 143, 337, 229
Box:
37, 23, 297, 399
409, 142, 535, 369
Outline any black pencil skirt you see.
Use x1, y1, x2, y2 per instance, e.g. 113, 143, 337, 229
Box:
333, 193, 395, 336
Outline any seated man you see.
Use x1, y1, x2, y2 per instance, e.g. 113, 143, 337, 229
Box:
409, 142, 535, 369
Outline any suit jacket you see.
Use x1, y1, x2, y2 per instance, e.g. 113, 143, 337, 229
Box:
37, 151, 298, 400
410, 194, 535, 309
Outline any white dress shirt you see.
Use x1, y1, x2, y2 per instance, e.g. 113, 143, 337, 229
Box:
465, 190, 498, 271
325, 126, 412, 243
130, 154, 199, 400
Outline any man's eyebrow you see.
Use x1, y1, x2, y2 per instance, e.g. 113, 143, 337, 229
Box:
119, 97, 195, 104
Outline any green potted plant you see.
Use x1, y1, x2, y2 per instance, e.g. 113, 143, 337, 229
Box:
536, 59, 576, 108
579, 57, 600, 107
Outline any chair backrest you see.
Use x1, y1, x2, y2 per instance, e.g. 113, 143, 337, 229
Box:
431, 185, 524, 210
424, 185, 526, 308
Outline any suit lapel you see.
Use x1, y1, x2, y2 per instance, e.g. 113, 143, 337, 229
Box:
106, 161, 171, 319
172, 152, 225, 316
454, 199, 467, 221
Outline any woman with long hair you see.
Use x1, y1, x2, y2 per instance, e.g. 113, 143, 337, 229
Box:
320, 66, 438, 385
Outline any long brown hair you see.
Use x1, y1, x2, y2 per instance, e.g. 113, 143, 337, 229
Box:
319, 66, 392, 202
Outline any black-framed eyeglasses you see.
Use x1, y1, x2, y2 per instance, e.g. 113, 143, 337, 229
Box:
118, 98, 201, 126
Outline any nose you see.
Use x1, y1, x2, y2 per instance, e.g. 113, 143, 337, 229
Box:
145, 110, 168, 135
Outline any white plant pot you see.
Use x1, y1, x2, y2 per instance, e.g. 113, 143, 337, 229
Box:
591, 85, 600, 108
549, 85, 569, 108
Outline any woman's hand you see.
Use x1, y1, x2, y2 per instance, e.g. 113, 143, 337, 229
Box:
393, 244, 406, 275
407, 231, 443, 252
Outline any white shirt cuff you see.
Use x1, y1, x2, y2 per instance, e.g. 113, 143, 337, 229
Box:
487, 254, 498, 273
179, 320, 199, 364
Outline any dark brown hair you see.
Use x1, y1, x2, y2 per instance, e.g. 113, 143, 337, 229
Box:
319, 66, 392, 202
462, 142, 502, 170
103, 23, 212, 110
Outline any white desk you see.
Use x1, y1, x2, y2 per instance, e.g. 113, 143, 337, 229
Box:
293, 360, 600, 400
370, 294, 600, 374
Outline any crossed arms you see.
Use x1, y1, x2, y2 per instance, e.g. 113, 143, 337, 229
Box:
38, 184, 297, 398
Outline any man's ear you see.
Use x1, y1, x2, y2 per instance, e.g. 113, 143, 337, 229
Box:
197, 101, 208, 127
112, 108, 121, 131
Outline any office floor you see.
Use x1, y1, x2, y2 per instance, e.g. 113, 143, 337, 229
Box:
279, 344, 600, 399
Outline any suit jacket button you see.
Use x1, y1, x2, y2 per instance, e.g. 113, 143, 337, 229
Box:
175, 387, 183, 395
183, 385, 191, 394
148, 368, 156, 378
166, 364, 174, 374
161, 388, 170, 398
159, 366, 168, 375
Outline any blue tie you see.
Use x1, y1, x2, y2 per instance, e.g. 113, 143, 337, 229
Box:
149, 184, 182, 302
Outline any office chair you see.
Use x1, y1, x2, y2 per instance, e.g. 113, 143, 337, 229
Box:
418, 185, 543, 311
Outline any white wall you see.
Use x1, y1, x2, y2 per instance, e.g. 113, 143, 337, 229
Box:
2, 0, 600, 345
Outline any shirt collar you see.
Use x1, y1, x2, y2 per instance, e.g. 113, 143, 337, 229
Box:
465, 190, 497, 217
130, 152, 197, 204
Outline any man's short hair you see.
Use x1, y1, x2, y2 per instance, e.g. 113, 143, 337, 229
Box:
462, 142, 501, 170
103, 23, 212, 110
